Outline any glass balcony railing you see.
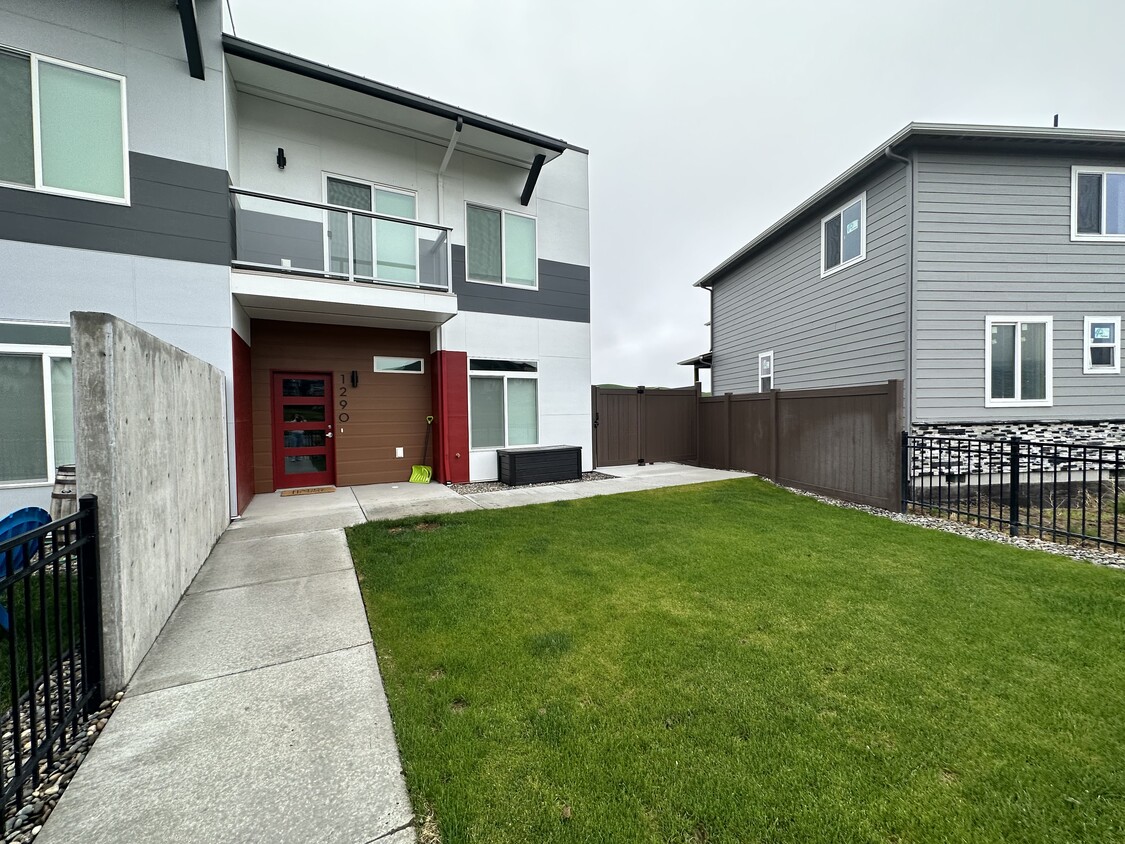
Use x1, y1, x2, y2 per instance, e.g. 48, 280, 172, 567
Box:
230, 188, 451, 292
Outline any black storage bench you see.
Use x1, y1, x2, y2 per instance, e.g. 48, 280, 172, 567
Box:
497, 445, 582, 486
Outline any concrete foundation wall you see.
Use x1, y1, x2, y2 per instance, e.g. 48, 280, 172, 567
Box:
74, 313, 229, 691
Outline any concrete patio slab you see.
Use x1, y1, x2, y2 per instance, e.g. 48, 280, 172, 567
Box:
129, 567, 373, 695
188, 529, 353, 594
36, 645, 413, 844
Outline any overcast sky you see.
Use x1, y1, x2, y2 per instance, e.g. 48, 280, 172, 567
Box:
226, 0, 1125, 389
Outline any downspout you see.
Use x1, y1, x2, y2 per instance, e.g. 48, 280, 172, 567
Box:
884, 146, 914, 432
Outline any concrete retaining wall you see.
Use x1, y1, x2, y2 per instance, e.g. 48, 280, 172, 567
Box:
73, 313, 228, 691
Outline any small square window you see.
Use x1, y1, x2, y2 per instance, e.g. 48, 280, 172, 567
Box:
1072, 167, 1125, 240
821, 193, 866, 276
1084, 316, 1120, 374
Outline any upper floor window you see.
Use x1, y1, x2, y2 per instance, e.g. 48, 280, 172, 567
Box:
325, 175, 417, 284
986, 316, 1052, 407
0, 48, 128, 203
821, 192, 866, 276
466, 204, 537, 287
1072, 167, 1125, 241
758, 351, 773, 392
1084, 316, 1120, 375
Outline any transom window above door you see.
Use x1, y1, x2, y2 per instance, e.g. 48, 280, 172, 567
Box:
325, 176, 418, 284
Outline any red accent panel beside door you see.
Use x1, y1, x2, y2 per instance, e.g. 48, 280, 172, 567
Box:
432, 351, 469, 484
232, 330, 255, 515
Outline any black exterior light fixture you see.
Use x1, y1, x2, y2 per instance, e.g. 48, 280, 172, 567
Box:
350, 370, 359, 388
276, 147, 286, 169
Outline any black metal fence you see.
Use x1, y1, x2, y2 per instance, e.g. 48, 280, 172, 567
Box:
0, 495, 102, 809
903, 434, 1123, 551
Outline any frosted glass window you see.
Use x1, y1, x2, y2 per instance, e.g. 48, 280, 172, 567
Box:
506, 379, 538, 445
0, 51, 33, 186
470, 377, 504, 448
990, 324, 1016, 400
504, 214, 536, 286
467, 205, 502, 283
51, 358, 75, 467
375, 189, 417, 283
38, 61, 125, 199
0, 356, 47, 482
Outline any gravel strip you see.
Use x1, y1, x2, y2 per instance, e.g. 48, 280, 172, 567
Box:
3, 686, 123, 843
770, 480, 1125, 570
450, 471, 617, 496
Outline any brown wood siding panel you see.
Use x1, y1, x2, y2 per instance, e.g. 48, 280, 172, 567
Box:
250, 320, 433, 492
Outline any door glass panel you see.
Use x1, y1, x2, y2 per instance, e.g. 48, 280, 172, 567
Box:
51, 357, 75, 467
283, 404, 325, 422
284, 455, 328, 475
0, 51, 33, 186
281, 378, 325, 397
283, 429, 326, 448
990, 324, 1016, 399
38, 61, 124, 199
375, 189, 417, 283
0, 355, 47, 482
327, 178, 372, 277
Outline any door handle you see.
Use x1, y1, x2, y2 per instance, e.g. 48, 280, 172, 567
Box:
325, 432, 333, 438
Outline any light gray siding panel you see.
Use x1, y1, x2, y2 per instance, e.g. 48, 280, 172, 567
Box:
712, 162, 909, 394
913, 150, 1125, 423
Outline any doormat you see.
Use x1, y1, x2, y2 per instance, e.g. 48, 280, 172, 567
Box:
280, 486, 336, 497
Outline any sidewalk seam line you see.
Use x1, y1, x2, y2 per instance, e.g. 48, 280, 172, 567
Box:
188, 564, 354, 596
127, 641, 373, 699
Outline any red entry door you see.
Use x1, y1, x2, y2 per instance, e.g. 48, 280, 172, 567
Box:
271, 372, 336, 489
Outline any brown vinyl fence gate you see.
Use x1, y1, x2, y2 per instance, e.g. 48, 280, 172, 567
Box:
593, 380, 903, 511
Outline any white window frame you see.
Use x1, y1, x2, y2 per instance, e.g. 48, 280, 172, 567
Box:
0, 343, 73, 488
984, 316, 1053, 408
0, 47, 130, 205
820, 191, 867, 277
1083, 316, 1121, 375
322, 172, 418, 284
464, 202, 539, 289
1070, 166, 1125, 242
373, 356, 425, 374
758, 351, 773, 393
467, 360, 540, 450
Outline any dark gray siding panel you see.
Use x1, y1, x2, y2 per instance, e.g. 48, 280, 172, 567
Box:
711, 162, 910, 394
913, 150, 1125, 423
452, 245, 590, 322
0, 153, 229, 265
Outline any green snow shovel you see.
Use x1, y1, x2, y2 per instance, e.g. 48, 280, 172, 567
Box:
409, 416, 434, 483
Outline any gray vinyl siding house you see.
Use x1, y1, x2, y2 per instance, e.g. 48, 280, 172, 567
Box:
699, 123, 1125, 439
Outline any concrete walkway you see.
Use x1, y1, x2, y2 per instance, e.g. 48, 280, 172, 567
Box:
37, 463, 745, 843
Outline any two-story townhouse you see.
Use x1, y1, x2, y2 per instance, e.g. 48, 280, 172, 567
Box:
693, 123, 1125, 444
0, 0, 592, 517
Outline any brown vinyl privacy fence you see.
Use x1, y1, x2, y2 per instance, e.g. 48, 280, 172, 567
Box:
594, 380, 904, 511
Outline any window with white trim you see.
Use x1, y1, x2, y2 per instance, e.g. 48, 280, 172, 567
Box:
469, 359, 538, 448
374, 356, 424, 374
985, 316, 1053, 406
758, 351, 773, 392
1072, 167, 1125, 240
466, 204, 537, 287
0, 330, 73, 485
821, 192, 866, 276
1084, 316, 1120, 374
0, 47, 128, 203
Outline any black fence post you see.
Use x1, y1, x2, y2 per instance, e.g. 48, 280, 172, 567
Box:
77, 495, 104, 714
900, 431, 910, 512
1008, 437, 1021, 537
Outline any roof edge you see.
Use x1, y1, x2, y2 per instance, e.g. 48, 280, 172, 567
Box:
222, 34, 569, 155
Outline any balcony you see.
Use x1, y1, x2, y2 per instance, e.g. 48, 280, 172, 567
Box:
229, 188, 456, 330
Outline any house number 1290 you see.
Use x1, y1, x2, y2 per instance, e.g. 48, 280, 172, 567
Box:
337, 375, 350, 423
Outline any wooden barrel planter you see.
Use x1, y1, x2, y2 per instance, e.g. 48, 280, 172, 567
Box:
49, 465, 77, 520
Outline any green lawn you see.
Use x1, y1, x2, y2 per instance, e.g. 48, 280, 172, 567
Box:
347, 478, 1125, 843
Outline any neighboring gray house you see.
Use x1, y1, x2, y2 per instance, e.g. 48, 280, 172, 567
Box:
694, 123, 1125, 442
